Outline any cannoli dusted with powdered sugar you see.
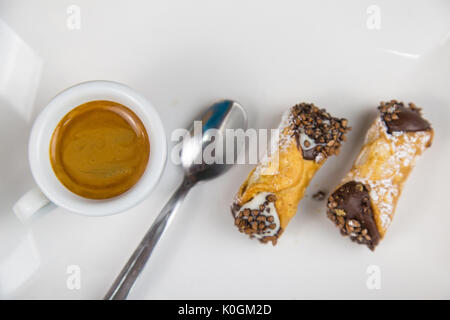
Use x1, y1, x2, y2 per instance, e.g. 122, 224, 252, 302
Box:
231, 103, 350, 244
327, 100, 433, 250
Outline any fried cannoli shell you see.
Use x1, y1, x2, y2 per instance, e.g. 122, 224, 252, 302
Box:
232, 103, 350, 244
327, 101, 433, 250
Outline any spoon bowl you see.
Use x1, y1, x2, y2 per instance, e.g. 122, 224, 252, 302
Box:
181, 100, 247, 181
105, 99, 247, 299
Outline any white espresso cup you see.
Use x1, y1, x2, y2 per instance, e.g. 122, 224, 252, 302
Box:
13, 80, 167, 221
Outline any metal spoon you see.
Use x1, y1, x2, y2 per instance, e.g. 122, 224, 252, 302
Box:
104, 100, 247, 299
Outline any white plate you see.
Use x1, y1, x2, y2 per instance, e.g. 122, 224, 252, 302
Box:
0, 0, 449, 299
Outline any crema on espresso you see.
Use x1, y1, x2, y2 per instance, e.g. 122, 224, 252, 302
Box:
49, 100, 150, 199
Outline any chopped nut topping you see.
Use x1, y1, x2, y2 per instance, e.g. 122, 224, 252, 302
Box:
326, 181, 380, 251
289, 103, 351, 161
231, 193, 281, 245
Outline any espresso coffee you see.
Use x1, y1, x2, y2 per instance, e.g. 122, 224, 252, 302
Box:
49, 100, 150, 199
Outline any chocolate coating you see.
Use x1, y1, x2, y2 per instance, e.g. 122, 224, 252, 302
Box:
301, 146, 319, 161
327, 181, 380, 250
294, 134, 319, 160
379, 102, 431, 134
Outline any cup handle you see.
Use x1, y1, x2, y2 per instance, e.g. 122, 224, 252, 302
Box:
13, 187, 51, 222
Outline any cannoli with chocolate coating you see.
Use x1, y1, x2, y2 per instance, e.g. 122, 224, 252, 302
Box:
231, 103, 350, 244
326, 100, 433, 250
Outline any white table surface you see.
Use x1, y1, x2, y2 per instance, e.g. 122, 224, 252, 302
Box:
0, 0, 449, 299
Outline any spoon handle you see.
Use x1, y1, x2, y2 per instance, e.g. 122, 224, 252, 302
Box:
104, 178, 193, 300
